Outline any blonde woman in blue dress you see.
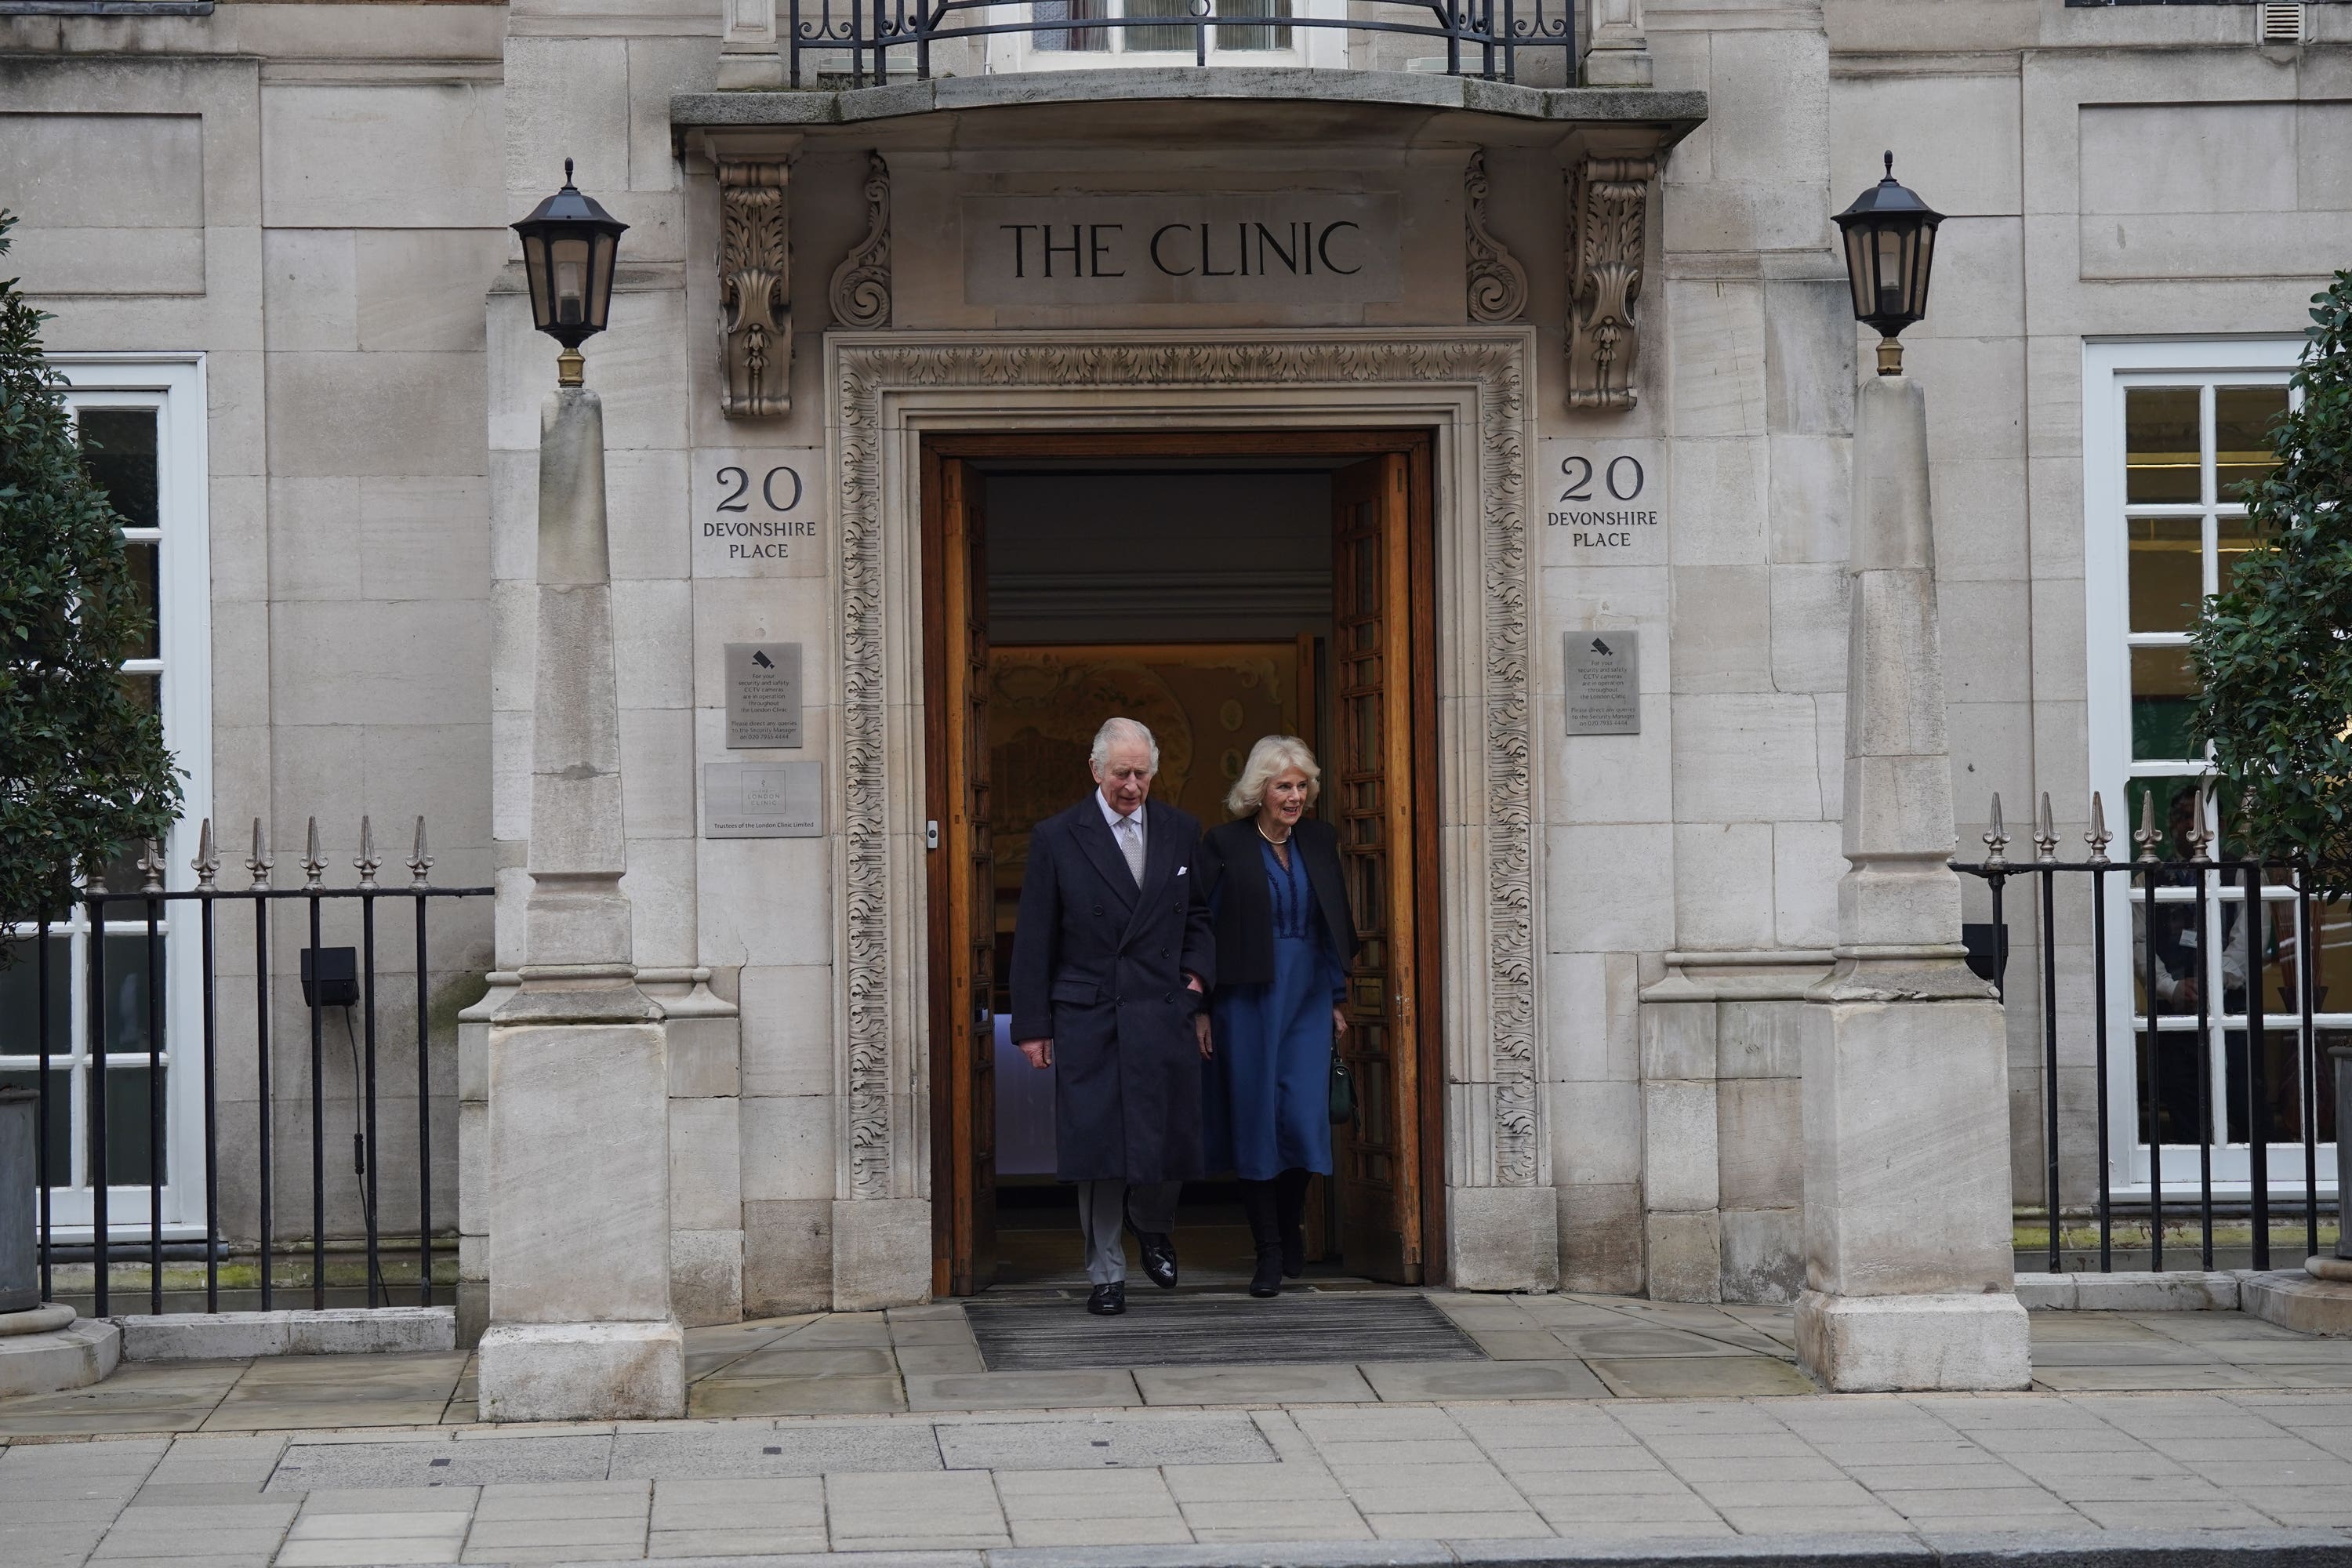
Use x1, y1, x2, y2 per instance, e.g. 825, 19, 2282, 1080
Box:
1196, 735, 1359, 1298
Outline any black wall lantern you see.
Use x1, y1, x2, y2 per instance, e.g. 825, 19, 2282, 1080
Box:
1834, 152, 1942, 376
513, 158, 628, 386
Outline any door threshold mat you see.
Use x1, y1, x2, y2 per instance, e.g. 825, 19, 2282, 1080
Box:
964, 1290, 1489, 1370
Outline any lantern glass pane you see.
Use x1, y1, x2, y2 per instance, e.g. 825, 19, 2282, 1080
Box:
1874, 227, 1904, 317
550, 235, 591, 328
1842, 225, 1873, 320
1908, 223, 1936, 316
521, 232, 554, 334
588, 230, 619, 332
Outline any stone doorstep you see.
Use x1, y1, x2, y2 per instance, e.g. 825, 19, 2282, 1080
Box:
114, 1306, 457, 1362
2015, 1273, 2242, 1312
2240, 1272, 2352, 1338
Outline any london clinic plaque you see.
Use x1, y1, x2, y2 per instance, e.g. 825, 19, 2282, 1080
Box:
1565, 630, 1640, 735
703, 761, 822, 839
724, 642, 804, 749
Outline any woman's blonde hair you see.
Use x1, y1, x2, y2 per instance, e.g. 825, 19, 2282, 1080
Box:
1225, 735, 1323, 818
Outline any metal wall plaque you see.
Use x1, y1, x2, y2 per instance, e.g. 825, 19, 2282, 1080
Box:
725, 641, 804, 748
1566, 630, 1641, 735
703, 760, 823, 839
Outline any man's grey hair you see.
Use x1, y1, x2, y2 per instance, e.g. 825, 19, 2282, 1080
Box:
1225, 734, 1321, 818
1090, 717, 1160, 775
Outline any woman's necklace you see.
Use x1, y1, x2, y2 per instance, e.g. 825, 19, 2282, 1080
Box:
1256, 817, 1291, 847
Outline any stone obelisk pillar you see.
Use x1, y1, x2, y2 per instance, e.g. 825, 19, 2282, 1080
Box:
477, 384, 684, 1421
1795, 371, 2031, 1392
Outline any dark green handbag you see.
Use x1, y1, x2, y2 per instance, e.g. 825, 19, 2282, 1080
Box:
1328, 1054, 1356, 1126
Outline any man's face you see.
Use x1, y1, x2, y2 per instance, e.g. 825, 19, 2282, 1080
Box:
1094, 737, 1155, 816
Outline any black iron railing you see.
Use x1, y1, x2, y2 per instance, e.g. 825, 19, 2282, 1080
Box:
4, 817, 490, 1317
1955, 788, 2348, 1275
787, 0, 1577, 87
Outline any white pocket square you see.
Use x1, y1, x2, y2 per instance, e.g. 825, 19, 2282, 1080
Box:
1177, 867, 1188, 876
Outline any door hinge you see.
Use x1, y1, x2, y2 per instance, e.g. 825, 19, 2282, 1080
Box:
925, 819, 941, 850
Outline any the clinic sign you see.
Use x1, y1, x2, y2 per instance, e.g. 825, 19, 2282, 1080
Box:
964, 194, 1402, 306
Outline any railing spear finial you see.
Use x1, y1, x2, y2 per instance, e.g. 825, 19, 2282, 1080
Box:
2034, 792, 2060, 865
246, 818, 273, 891
193, 818, 220, 891
2187, 785, 2213, 865
2085, 791, 2112, 867
301, 817, 327, 890
354, 816, 381, 891
2135, 788, 2161, 864
138, 839, 165, 895
1982, 792, 2009, 869
408, 816, 434, 891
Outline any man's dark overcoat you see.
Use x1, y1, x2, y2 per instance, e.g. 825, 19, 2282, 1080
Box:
1008, 794, 1217, 1185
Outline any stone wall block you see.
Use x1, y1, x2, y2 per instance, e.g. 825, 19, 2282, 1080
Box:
1547, 1080, 1642, 1188
1667, 280, 1768, 439
832, 1198, 934, 1310
1671, 694, 1823, 823
1718, 1076, 1802, 1210
1559, 1181, 1645, 1296
1668, 438, 1769, 564
1449, 1186, 1562, 1294
264, 83, 506, 230
1716, 999, 1802, 1080
1767, 434, 1853, 565
737, 965, 837, 1098
1769, 563, 1849, 695
1646, 1211, 1722, 1303
742, 1198, 833, 1316
262, 229, 359, 352
670, 1229, 744, 1327
1719, 1207, 1803, 1304
503, 38, 631, 201
1672, 822, 1776, 951
1545, 825, 1675, 953
1642, 1080, 1720, 1214
670, 1095, 742, 1233
1668, 564, 1773, 694
740, 1094, 837, 1203
1762, 278, 1854, 437
1771, 821, 1842, 951
1640, 997, 1717, 1083
1542, 951, 1641, 1083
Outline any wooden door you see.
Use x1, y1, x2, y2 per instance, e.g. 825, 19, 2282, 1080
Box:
1330, 453, 1427, 1282
925, 454, 998, 1296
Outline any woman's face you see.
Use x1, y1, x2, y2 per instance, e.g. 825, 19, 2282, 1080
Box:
1262, 767, 1312, 826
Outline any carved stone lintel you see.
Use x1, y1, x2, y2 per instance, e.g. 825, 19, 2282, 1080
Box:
1464, 151, 1528, 325
718, 156, 793, 419
828, 152, 891, 330
1564, 154, 1654, 412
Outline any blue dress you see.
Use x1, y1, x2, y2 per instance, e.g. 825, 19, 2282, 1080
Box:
1203, 838, 1349, 1180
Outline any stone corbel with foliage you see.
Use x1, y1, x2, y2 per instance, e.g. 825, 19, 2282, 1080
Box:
714, 140, 797, 419
1564, 154, 1654, 411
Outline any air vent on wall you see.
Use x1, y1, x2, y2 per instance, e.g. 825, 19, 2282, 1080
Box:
2260, 3, 2307, 45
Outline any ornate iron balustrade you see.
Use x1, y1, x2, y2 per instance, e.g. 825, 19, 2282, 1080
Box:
787, 0, 1577, 87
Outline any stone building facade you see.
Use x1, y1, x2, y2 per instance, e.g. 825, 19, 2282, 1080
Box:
2, 0, 2345, 1327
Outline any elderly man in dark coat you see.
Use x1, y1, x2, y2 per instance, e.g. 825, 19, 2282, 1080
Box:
1010, 716, 1216, 1316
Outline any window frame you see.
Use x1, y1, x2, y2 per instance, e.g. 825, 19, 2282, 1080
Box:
2084, 335, 2314, 1199
988, 0, 1347, 71
4, 354, 213, 1238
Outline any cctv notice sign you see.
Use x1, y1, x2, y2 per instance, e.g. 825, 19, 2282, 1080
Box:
725, 642, 804, 749
1565, 630, 1640, 735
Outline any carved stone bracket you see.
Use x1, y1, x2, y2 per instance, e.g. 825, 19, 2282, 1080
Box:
1464, 151, 1528, 325
718, 154, 793, 418
1564, 154, 1654, 411
828, 152, 891, 330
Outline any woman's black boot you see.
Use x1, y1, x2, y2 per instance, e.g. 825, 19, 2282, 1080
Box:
1240, 1181, 1283, 1298
1275, 1167, 1311, 1278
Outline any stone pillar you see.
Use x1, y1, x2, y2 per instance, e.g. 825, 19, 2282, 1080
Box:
477, 386, 685, 1422
717, 0, 783, 89
1794, 373, 2031, 1392
1581, 0, 1652, 87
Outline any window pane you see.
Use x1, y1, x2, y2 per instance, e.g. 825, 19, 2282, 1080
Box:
122, 539, 160, 662
1032, 0, 1109, 49
2125, 387, 2201, 503
2215, 510, 2272, 595
97, 1064, 165, 1187
2215, 385, 2288, 503
0, 936, 72, 1054
1216, 0, 1290, 49
100, 931, 165, 1055
2128, 516, 2202, 632
0, 1069, 73, 1187
2129, 644, 2198, 760
78, 408, 158, 530
1126, 0, 1196, 52
116, 670, 159, 716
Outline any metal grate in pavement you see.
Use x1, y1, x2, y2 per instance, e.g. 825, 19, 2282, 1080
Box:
964, 1290, 1488, 1370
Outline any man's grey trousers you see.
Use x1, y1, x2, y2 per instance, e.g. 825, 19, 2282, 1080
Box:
1074, 1179, 1182, 1286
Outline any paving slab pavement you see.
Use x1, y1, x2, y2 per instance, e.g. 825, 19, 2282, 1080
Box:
11, 1301, 2352, 1563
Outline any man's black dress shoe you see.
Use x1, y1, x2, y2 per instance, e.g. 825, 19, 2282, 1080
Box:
1087, 1283, 1127, 1316
1128, 1222, 1179, 1289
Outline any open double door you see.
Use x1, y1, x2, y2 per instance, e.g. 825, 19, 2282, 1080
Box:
923, 432, 1441, 1296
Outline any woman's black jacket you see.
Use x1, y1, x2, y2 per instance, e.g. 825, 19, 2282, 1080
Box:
1195, 815, 1359, 989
